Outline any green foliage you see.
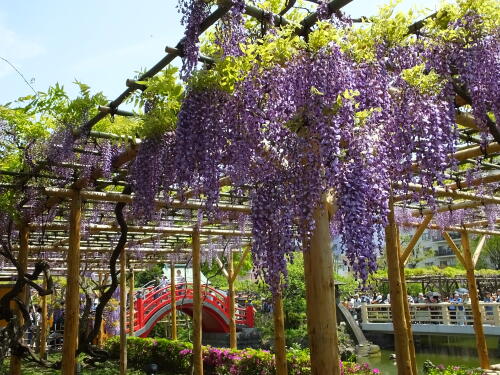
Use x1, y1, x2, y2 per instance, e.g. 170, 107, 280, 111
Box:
423, 360, 485, 375
106, 336, 192, 374
126, 66, 184, 138
424, 0, 500, 43
135, 264, 164, 288
477, 236, 500, 270
105, 336, 371, 375
401, 64, 444, 94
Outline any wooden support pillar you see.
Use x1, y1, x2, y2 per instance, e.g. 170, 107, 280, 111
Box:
228, 251, 237, 349
396, 226, 417, 375
461, 232, 490, 369
273, 291, 288, 375
10, 225, 29, 375
39, 278, 48, 359
192, 227, 203, 375
129, 268, 135, 335
386, 199, 412, 375
170, 260, 177, 340
119, 246, 127, 375
61, 190, 82, 375
304, 194, 339, 375
97, 273, 105, 348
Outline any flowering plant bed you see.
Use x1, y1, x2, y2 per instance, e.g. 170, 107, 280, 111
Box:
106, 337, 380, 374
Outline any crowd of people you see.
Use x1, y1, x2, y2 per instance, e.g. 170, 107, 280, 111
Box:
345, 289, 500, 324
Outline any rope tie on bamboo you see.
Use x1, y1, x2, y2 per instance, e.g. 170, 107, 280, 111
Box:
480, 143, 488, 157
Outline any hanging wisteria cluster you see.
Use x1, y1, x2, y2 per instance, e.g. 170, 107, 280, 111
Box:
1, 0, 498, 300
105, 0, 500, 294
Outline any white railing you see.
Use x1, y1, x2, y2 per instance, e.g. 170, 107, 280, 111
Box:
361, 302, 500, 326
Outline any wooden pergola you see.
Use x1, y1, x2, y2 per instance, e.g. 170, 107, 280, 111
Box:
1, 1, 499, 375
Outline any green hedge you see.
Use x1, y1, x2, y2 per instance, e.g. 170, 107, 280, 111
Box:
105, 337, 378, 375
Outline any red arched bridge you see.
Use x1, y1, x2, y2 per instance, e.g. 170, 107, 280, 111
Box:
129, 283, 255, 337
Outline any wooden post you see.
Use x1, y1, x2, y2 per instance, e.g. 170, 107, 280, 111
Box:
39, 278, 48, 359
303, 194, 339, 375
461, 232, 490, 369
192, 227, 203, 375
361, 303, 368, 323
129, 268, 135, 335
10, 225, 29, 375
119, 246, 127, 375
61, 190, 82, 375
228, 251, 237, 349
386, 199, 412, 375
97, 273, 104, 347
396, 226, 417, 375
170, 260, 177, 340
273, 291, 288, 375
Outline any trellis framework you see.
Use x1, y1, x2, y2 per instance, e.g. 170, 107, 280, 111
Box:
0, 1, 499, 375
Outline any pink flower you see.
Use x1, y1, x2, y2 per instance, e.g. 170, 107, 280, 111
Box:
373, 369, 380, 374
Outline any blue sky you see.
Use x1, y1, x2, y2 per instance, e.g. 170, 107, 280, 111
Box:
0, 0, 441, 105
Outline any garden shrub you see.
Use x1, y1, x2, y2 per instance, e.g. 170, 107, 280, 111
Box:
106, 337, 378, 374
423, 361, 486, 375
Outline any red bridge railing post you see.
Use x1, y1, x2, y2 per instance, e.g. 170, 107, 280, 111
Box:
136, 292, 144, 329
245, 305, 255, 327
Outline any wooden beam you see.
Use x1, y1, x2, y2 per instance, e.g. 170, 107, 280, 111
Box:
416, 200, 482, 216
129, 268, 135, 335
461, 232, 490, 369
397, 226, 417, 375
386, 199, 413, 375
120, 247, 127, 375
39, 277, 48, 360
170, 260, 177, 340
231, 246, 251, 284
273, 291, 288, 375
400, 221, 500, 236
192, 227, 203, 375
453, 142, 500, 162
228, 252, 237, 349
447, 172, 500, 191
472, 235, 488, 267
215, 256, 229, 279
304, 194, 339, 375
442, 232, 466, 267
401, 214, 433, 264
43, 187, 251, 214
30, 222, 252, 237
394, 182, 500, 205
10, 225, 29, 375
61, 190, 82, 375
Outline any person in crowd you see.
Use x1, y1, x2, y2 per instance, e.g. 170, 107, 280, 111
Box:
383, 294, 390, 304
496, 289, 500, 302
350, 294, 362, 321
372, 293, 383, 304
361, 293, 371, 304
416, 292, 426, 303
484, 292, 494, 316
175, 269, 186, 293
449, 293, 462, 322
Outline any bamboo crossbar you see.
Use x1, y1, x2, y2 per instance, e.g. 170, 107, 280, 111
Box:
29, 222, 252, 236
394, 182, 500, 205
43, 187, 251, 213
401, 221, 500, 236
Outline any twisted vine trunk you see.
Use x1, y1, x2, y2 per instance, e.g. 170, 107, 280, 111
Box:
78, 186, 131, 361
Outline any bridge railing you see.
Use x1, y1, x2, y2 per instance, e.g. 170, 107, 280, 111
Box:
360, 303, 500, 326
128, 282, 255, 333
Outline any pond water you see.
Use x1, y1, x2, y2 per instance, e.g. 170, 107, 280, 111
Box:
358, 349, 499, 374
358, 336, 500, 375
